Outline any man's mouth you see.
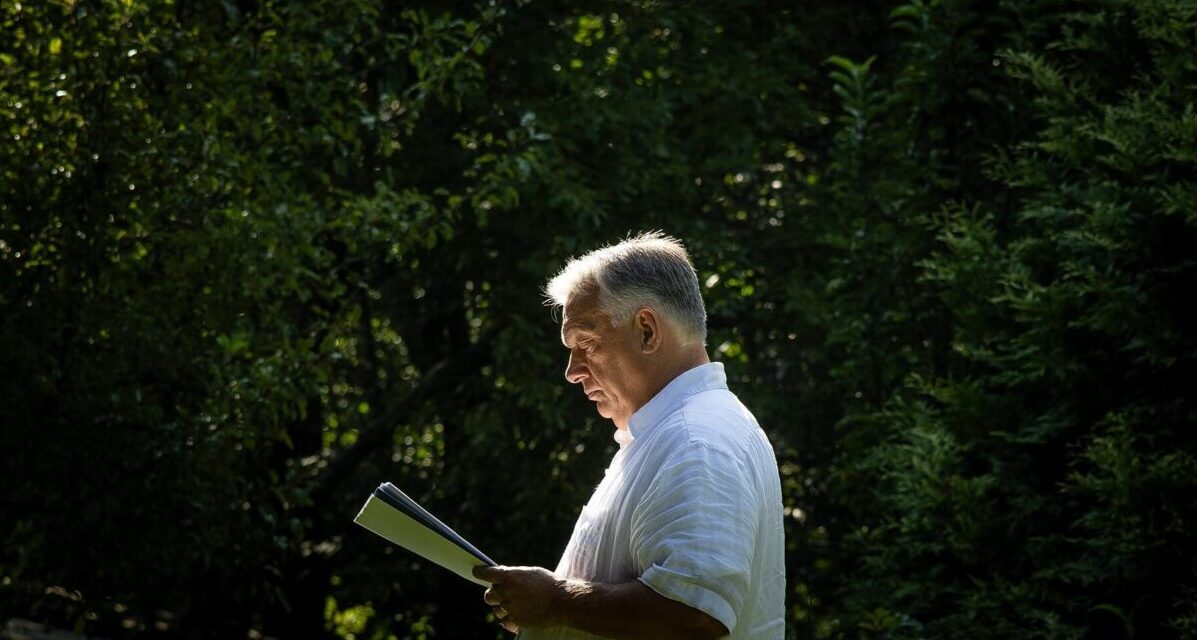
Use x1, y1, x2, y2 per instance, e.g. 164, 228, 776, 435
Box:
586, 390, 604, 400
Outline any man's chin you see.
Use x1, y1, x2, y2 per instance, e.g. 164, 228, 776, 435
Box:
594, 401, 619, 421
594, 404, 631, 428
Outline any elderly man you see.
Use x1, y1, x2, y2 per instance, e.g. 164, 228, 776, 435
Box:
474, 232, 784, 639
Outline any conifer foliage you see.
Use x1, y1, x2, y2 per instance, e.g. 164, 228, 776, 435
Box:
1, 1, 1194, 638
827, 1, 1197, 637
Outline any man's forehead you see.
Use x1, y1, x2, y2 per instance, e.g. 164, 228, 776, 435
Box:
561, 289, 601, 323
560, 292, 605, 344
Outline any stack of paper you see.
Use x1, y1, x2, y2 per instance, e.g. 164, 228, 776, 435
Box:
354, 482, 496, 586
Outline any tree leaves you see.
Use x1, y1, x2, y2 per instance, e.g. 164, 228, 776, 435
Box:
2, 0, 1195, 638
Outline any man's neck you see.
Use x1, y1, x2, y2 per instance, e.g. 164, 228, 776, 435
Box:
637, 345, 710, 413
663, 345, 710, 384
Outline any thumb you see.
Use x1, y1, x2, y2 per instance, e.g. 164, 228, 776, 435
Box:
472, 564, 505, 583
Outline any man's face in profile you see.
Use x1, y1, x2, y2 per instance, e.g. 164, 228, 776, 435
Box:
559, 289, 650, 429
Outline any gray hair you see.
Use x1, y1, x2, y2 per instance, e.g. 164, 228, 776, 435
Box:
545, 231, 707, 345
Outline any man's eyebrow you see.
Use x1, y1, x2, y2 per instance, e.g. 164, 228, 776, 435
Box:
561, 323, 596, 347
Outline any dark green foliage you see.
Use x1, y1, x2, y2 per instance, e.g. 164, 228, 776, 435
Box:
831, 1, 1197, 638
1, 0, 1194, 639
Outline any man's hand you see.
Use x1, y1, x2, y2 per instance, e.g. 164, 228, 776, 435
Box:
473, 566, 728, 639
473, 565, 566, 634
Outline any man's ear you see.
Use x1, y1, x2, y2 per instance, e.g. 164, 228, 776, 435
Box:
635, 308, 662, 354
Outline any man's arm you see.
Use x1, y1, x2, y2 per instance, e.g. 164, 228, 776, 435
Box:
473, 565, 728, 640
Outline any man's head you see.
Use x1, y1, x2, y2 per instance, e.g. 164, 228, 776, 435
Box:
546, 232, 709, 428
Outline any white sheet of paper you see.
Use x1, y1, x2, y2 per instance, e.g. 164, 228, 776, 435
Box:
354, 495, 491, 586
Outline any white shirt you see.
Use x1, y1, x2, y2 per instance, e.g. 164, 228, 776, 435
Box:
522, 362, 785, 639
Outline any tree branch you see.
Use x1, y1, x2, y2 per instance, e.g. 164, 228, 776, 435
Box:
308, 326, 496, 506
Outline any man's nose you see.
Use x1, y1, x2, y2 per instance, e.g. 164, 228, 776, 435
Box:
565, 351, 587, 384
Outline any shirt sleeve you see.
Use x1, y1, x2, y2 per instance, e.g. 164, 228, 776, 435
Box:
630, 439, 758, 633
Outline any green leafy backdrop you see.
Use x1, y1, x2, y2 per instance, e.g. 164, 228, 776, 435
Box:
2, 0, 1194, 638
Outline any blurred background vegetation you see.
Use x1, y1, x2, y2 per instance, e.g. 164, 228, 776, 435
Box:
2, 0, 1195, 638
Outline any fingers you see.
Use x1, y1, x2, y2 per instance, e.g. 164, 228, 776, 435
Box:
476, 564, 550, 634
489, 601, 516, 634
481, 575, 514, 633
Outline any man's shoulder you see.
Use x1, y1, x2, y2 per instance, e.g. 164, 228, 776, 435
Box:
664, 388, 764, 455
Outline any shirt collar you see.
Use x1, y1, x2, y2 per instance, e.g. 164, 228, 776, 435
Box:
624, 362, 727, 442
